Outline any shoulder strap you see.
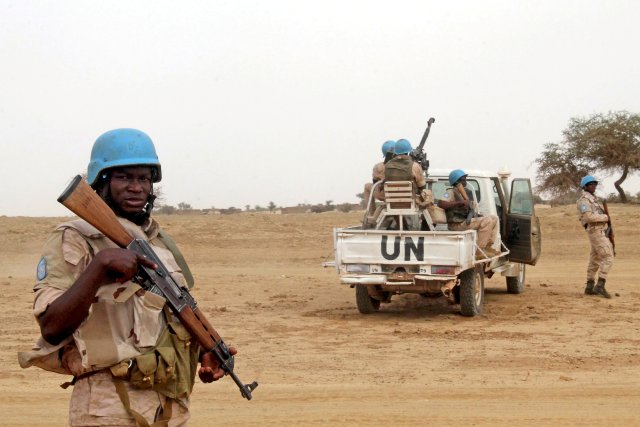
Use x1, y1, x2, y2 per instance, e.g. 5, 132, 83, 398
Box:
58, 219, 102, 238
157, 230, 195, 289
113, 377, 173, 427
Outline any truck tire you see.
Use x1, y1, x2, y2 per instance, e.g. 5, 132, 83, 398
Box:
355, 285, 380, 314
506, 264, 526, 294
459, 266, 484, 317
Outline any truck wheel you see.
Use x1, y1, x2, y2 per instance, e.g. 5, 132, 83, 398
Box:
355, 285, 380, 314
459, 266, 484, 317
506, 264, 526, 294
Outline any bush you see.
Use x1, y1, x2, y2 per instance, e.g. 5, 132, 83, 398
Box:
337, 203, 354, 213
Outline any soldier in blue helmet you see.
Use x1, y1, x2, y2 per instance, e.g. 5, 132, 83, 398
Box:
577, 175, 613, 298
20, 129, 234, 425
438, 169, 500, 258
383, 139, 427, 196
363, 140, 396, 214
87, 128, 162, 225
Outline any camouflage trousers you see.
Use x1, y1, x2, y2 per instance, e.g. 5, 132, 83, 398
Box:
586, 224, 614, 280
70, 371, 190, 427
448, 215, 499, 250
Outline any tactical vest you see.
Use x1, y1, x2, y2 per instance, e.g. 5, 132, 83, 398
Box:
112, 312, 200, 399
577, 191, 606, 227
21, 218, 199, 399
384, 155, 414, 182
444, 188, 470, 224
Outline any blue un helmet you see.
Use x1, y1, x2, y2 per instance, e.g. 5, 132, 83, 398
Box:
394, 139, 412, 155
381, 140, 395, 156
448, 169, 468, 186
87, 128, 162, 186
580, 175, 598, 188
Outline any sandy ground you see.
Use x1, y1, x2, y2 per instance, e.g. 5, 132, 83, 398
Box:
1, 204, 639, 426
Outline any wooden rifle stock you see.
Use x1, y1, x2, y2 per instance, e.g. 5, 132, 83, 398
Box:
454, 182, 468, 201
602, 199, 616, 256
58, 175, 133, 247
57, 175, 258, 400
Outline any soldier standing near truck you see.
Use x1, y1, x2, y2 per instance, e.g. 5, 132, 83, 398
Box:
438, 169, 499, 258
577, 175, 614, 298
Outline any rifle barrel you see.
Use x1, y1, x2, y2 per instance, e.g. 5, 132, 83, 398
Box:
602, 199, 616, 256
416, 117, 435, 151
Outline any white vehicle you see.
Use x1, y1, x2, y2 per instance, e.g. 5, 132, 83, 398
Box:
328, 168, 541, 316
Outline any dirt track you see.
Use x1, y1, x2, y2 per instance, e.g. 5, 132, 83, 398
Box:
1, 204, 639, 426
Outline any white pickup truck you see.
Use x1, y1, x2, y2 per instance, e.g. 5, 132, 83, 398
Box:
328, 168, 541, 316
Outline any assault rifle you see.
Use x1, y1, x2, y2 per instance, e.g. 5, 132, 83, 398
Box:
454, 182, 475, 225
57, 175, 258, 400
410, 117, 435, 176
602, 199, 616, 256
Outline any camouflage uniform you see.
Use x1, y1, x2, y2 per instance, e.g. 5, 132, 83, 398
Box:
363, 162, 386, 207
20, 217, 196, 426
441, 188, 499, 251
383, 154, 426, 189
577, 190, 614, 282
69, 370, 190, 426
383, 154, 431, 210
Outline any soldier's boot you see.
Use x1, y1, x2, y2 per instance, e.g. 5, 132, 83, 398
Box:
594, 278, 611, 299
584, 279, 596, 295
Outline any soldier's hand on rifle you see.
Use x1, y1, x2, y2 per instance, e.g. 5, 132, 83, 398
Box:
93, 248, 157, 286
198, 347, 238, 383
37, 249, 158, 346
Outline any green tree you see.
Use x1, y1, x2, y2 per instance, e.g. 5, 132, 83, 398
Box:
535, 141, 588, 201
268, 201, 277, 212
536, 111, 640, 202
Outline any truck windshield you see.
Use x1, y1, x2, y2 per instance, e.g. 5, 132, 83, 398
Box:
430, 179, 480, 202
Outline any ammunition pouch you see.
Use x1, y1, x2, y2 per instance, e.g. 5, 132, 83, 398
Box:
114, 320, 200, 399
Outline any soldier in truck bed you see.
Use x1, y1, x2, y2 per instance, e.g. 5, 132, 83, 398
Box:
577, 175, 613, 298
362, 140, 395, 215
383, 138, 435, 214
438, 169, 499, 258
383, 139, 427, 193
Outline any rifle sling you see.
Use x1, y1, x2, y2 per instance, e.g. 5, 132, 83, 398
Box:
158, 230, 195, 289
113, 377, 173, 427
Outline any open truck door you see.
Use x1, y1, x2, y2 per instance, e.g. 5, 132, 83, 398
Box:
504, 178, 541, 265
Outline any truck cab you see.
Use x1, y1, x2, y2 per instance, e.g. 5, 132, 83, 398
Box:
428, 168, 541, 266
